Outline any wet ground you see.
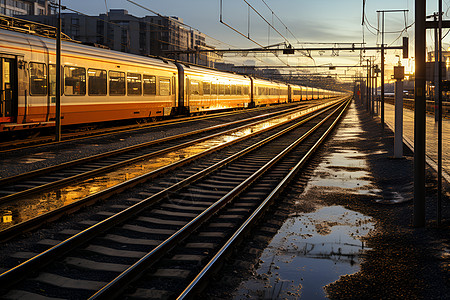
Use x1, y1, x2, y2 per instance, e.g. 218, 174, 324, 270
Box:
232, 206, 374, 299
204, 100, 450, 299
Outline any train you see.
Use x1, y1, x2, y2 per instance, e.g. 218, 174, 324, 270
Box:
0, 27, 344, 132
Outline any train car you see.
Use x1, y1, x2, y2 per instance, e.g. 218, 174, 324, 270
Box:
303, 86, 311, 100
312, 87, 318, 100
0, 28, 179, 131
252, 78, 288, 106
176, 63, 251, 114
317, 88, 324, 99
278, 83, 289, 103
288, 84, 302, 102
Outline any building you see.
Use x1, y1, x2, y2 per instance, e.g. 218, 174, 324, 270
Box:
0, 0, 55, 17
18, 9, 222, 68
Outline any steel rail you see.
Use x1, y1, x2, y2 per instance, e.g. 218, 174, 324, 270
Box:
0, 101, 302, 153
0, 103, 308, 186
89, 99, 350, 299
0, 103, 313, 202
177, 97, 351, 299
0, 99, 347, 293
0, 100, 342, 241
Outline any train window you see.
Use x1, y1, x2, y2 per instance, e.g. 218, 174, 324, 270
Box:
225, 84, 231, 95
127, 73, 142, 95
143, 75, 156, 95
64, 66, 86, 96
203, 81, 211, 95
218, 83, 225, 95
243, 86, 249, 95
109, 71, 125, 95
48, 64, 63, 96
160, 78, 171, 96
88, 69, 107, 95
211, 83, 217, 95
230, 85, 236, 95
29, 62, 47, 95
236, 85, 242, 95
190, 80, 200, 95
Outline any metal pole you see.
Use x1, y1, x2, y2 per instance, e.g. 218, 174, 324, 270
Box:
375, 71, 378, 114
394, 78, 404, 158
55, 0, 61, 142
369, 59, 372, 113
414, 0, 426, 227
434, 13, 439, 122
438, 0, 443, 226
372, 62, 375, 114
366, 59, 370, 111
381, 12, 385, 126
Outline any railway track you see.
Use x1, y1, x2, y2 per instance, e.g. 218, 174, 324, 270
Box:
0, 102, 304, 152
0, 96, 351, 299
0, 103, 306, 200
0, 100, 337, 239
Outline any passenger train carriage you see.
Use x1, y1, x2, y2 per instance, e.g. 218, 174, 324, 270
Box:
0, 27, 343, 132
252, 78, 288, 106
177, 63, 251, 113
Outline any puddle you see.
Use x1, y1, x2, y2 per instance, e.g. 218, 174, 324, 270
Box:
233, 206, 374, 299
0, 101, 341, 231
304, 149, 381, 196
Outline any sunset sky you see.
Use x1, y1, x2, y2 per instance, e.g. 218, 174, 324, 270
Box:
64, 0, 449, 81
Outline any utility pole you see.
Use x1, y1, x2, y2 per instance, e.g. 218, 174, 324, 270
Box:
438, 0, 443, 226
414, 0, 426, 227
55, 0, 61, 142
374, 66, 379, 114
366, 59, 370, 111
381, 11, 385, 126
377, 10, 408, 127
394, 64, 405, 158
434, 13, 440, 122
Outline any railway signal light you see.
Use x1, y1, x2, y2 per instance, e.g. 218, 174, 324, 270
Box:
403, 37, 409, 59
283, 45, 295, 55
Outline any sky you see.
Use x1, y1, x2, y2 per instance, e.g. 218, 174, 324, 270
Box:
62, 0, 450, 82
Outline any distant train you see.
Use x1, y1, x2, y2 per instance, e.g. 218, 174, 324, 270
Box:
0, 27, 344, 132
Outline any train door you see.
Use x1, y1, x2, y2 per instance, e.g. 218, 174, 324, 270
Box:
0, 57, 16, 123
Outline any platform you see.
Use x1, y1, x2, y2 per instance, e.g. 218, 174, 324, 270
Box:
384, 102, 450, 183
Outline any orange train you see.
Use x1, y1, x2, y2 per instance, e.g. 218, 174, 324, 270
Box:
0, 28, 343, 132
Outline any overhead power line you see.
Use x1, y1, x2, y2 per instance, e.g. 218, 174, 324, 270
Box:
260, 0, 300, 44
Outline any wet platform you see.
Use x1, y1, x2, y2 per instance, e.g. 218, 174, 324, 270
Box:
206, 100, 450, 299
384, 102, 450, 182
